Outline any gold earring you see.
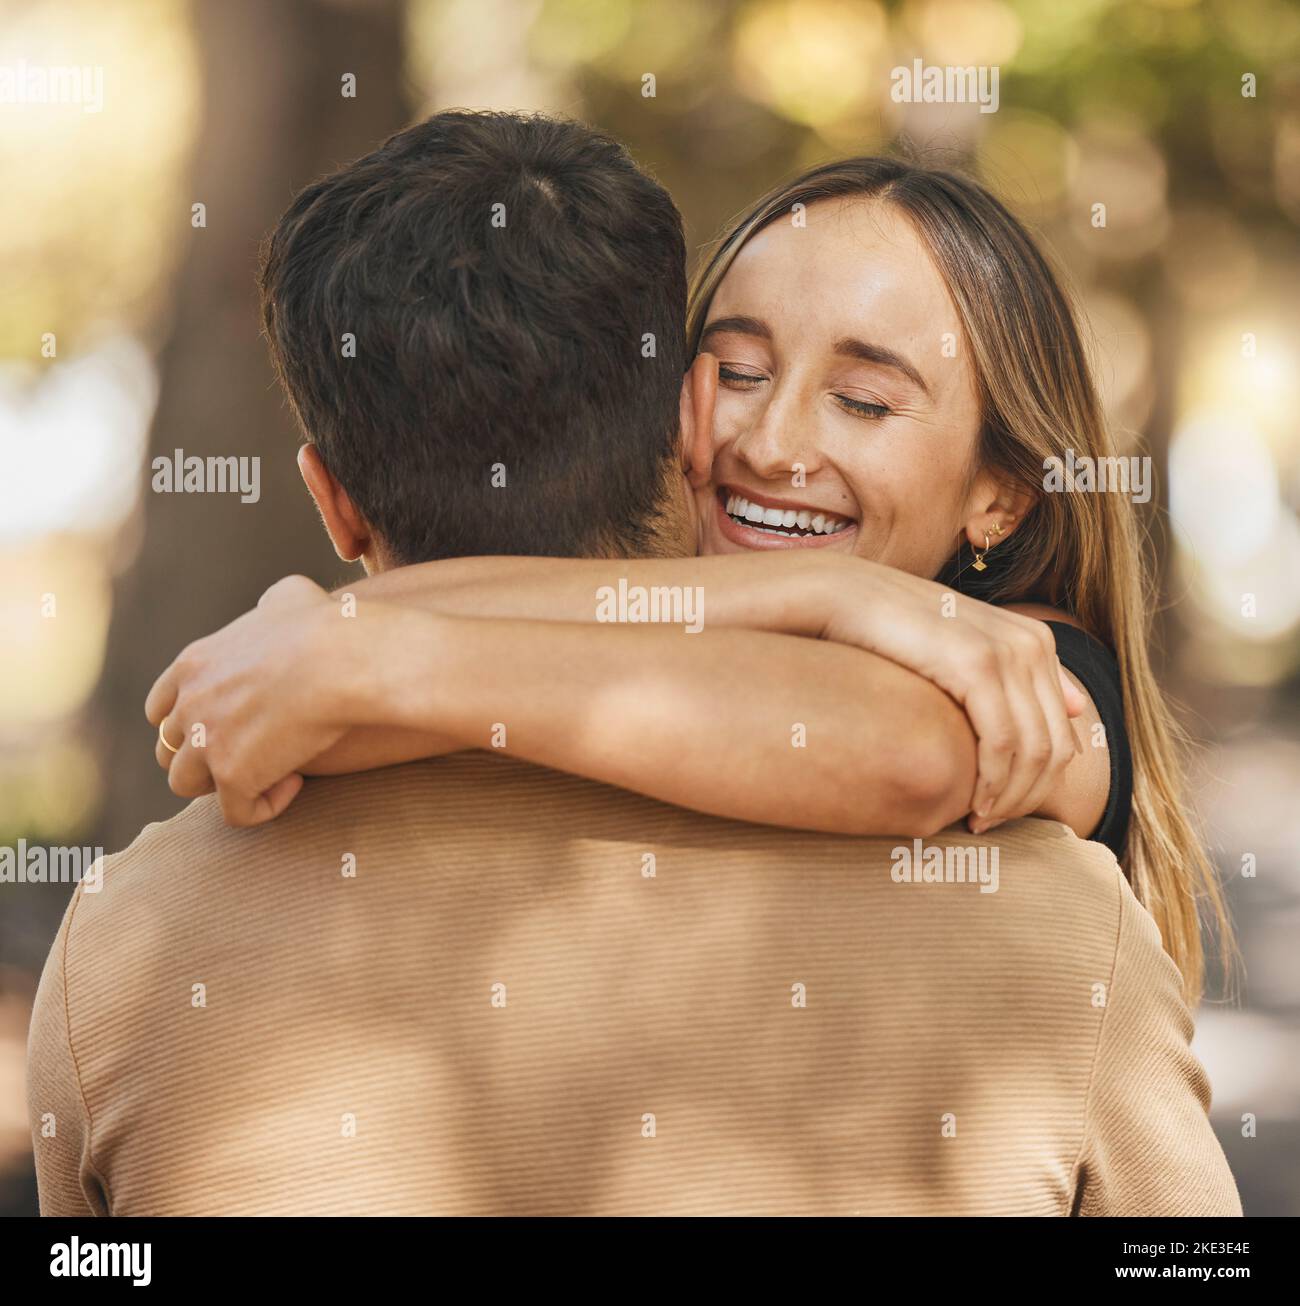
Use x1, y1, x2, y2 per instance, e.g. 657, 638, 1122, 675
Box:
972, 522, 1002, 571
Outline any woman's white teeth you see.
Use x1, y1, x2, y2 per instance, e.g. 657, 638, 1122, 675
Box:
724, 493, 851, 535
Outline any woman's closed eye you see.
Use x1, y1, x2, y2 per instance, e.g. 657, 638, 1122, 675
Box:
718, 364, 768, 389
718, 362, 891, 421
834, 393, 891, 420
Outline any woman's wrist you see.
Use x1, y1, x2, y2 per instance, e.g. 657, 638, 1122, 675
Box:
767, 550, 875, 640
682, 549, 829, 636
340, 603, 466, 738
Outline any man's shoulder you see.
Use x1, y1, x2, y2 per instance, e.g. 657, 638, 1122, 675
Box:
72, 753, 649, 934
857, 817, 1129, 985
973, 817, 1127, 924
65, 791, 244, 966
96, 752, 553, 876
70, 767, 1133, 1024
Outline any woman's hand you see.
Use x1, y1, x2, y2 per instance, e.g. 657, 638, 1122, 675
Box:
812, 558, 1087, 833
145, 575, 415, 826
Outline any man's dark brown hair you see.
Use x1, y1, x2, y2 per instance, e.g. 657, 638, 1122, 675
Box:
260, 110, 687, 563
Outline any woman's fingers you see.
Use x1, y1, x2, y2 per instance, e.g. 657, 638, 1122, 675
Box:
971, 627, 1080, 831
258, 772, 305, 822
1031, 634, 1083, 763
1012, 667, 1078, 825
1059, 667, 1086, 717
1025, 639, 1084, 817
962, 678, 1018, 822
217, 772, 303, 828
156, 710, 188, 772
975, 660, 1052, 831
145, 658, 181, 728
1044, 663, 1084, 761
160, 707, 301, 824
167, 739, 215, 799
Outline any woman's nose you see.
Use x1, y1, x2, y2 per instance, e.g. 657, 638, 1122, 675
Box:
732, 405, 821, 485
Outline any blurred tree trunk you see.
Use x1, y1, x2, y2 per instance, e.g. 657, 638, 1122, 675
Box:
94, 0, 410, 854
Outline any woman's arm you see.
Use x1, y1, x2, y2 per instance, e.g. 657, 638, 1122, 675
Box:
147, 572, 977, 833
146, 552, 1091, 835
327, 603, 979, 837
339, 584, 1107, 840
328, 551, 1092, 832
306, 552, 841, 776
337, 551, 841, 631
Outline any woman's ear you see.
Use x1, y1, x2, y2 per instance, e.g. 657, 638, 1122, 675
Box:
960, 469, 1036, 553
679, 352, 718, 489
298, 443, 372, 564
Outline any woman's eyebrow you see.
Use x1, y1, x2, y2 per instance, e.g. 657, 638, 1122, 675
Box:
702, 318, 932, 398
833, 336, 931, 397
700, 315, 771, 343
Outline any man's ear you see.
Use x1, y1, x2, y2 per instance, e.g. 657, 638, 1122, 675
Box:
678, 352, 717, 489
961, 467, 1036, 552
298, 444, 371, 564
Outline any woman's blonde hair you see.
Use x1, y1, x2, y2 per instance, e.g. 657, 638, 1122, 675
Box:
687, 158, 1232, 1005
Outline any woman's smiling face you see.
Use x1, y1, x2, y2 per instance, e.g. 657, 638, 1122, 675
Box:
696, 196, 988, 580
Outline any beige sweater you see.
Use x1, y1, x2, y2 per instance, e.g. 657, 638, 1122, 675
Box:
27, 753, 1240, 1216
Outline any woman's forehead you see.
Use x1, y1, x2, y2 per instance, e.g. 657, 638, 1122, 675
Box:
716, 197, 957, 334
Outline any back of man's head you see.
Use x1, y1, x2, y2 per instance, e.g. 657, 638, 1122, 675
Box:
259, 110, 687, 564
